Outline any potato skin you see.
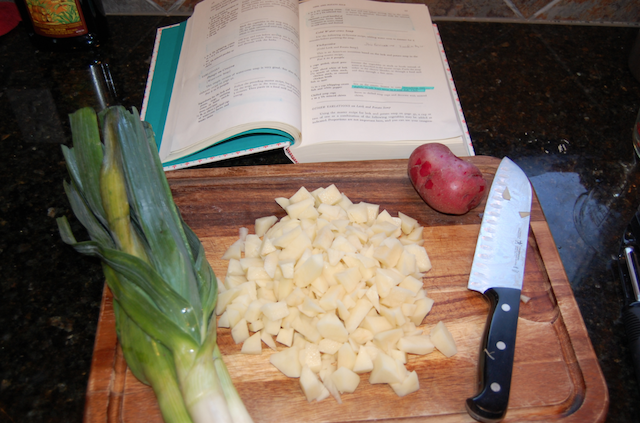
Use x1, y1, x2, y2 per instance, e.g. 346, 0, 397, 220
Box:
408, 143, 486, 215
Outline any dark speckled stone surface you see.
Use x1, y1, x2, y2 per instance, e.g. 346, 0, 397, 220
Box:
1, 14, 640, 423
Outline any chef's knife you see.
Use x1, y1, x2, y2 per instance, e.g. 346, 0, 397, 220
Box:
466, 157, 532, 423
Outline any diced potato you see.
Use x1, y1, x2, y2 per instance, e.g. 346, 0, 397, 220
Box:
300, 343, 322, 373
311, 275, 329, 295
398, 212, 418, 235
257, 287, 277, 302
389, 348, 407, 364
369, 352, 404, 384
318, 184, 342, 205
337, 194, 353, 210
275, 278, 294, 302
255, 215, 278, 238
319, 367, 342, 404
373, 242, 402, 268
404, 244, 432, 273
411, 297, 435, 325
372, 328, 404, 352
261, 331, 278, 351
288, 186, 312, 203
360, 315, 394, 335
285, 287, 306, 307
279, 261, 295, 280
345, 298, 373, 333
292, 316, 322, 343
313, 225, 335, 250
270, 346, 302, 377
225, 308, 243, 329
380, 306, 406, 327
260, 301, 290, 321
363, 341, 380, 361
317, 312, 349, 343
298, 297, 324, 318
335, 267, 362, 294
279, 232, 312, 262
244, 234, 262, 258
218, 311, 230, 328
337, 342, 357, 370
275, 197, 290, 209
352, 347, 374, 374
407, 226, 423, 242
286, 197, 315, 219
239, 257, 264, 272
294, 253, 324, 288
327, 248, 345, 266
319, 285, 346, 311
365, 285, 381, 313
300, 365, 330, 402
381, 286, 414, 308
399, 275, 423, 295
272, 226, 303, 248
281, 306, 299, 329
226, 258, 245, 276
331, 367, 360, 394
298, 204, 320, 220
318, 338, 343, 355
216, 287, 241, 315
245, 299, 266, 323
293, 332, 309, 349
397, 335, 435, 355
276, 327, 295, 347
220, 185, 445, 402
336, 299, 350, 321
259, 237, 277, 257
390, 370, 420, 397
401, 303, 417, 318
349, 327, 374, 345
375, 267, 404, 292
222, 239, 244, 260
249, 319, 264, 332
231, 319, 250, 344
430, 321, 457, 357
347, 203, 369, 224
263, 251, 279, 278
262, 316, 281, 336
241, 332, 262, 354
247, 266, 270, 281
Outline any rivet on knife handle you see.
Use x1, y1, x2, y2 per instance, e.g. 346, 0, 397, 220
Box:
466, 287, 521, 423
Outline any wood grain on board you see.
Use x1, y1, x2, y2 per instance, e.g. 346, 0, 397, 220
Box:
83, 157, 609, 422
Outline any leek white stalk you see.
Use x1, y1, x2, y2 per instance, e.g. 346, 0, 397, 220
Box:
57, 106, 253, 423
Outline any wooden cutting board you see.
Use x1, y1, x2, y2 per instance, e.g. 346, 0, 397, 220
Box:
83, 157, 608, 423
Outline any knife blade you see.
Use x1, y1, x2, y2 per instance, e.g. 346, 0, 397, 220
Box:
465, 157, 532, 423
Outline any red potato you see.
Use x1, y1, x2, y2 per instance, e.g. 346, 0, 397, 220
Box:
408, 143, 487, 215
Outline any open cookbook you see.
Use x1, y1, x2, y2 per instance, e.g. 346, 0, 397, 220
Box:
141, 0, 473, 170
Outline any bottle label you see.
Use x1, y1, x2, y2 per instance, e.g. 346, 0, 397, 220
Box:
26, 0, 89, 38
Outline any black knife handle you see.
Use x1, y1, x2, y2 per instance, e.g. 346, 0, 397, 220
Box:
466, 287, 521, 423
623, 302, 640, 387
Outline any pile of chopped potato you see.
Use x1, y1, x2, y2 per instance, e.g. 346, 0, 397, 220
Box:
216, 184, 457, 402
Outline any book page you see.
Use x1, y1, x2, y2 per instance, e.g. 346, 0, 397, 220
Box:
298, 0, 462, 146
160, 0, 303, 162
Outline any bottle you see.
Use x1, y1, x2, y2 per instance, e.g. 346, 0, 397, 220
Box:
15, 0, 108, 49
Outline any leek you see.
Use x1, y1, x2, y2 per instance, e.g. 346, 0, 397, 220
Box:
57, 106, 253, 423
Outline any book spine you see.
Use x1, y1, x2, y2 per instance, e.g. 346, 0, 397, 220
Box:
163, 141, 292, 171
141, 25, 179, 121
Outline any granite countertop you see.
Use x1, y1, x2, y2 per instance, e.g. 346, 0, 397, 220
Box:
1, 14, 640, 423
